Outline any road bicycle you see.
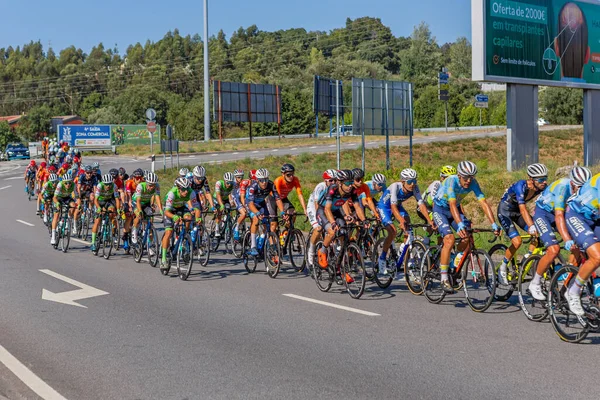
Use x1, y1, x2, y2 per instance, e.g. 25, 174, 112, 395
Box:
26, 176, 35, 201
276, 211, 307, 274
132, 206, 160, 268
231, 210, 248, 258
191, 217, 211, 268
349, 218, 378, 283
209, 204, 234, 253
92, 208, 118, 260
53, 202, 74, 253
242, 216, 281, 277
160, 217, 194, 281
312, 221, 367, 299
76, 197, 94, 241
420, 228, 497, 312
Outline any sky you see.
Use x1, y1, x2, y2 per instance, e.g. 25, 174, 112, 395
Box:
0, 0, 472, 54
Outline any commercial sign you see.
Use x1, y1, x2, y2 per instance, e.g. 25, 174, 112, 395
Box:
438, 71, 450, 101
111, 124, 160, 146
472, 0, 600, 89
57, 125, 111, 148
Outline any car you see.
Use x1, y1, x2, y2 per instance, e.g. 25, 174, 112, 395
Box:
4, 143, 30, 161
537, 118, 549, 126
329, 125, 353, 136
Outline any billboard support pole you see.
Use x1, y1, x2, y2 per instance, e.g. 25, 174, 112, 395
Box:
276, 86, 281, 140
384, 82, 390, 171
336, 80, 341, 170
361, 81, 366, 172
247, 84, 253, 144
583, 90, 600, 167
218, 80, 223, 145
203, 0, 210, 142
506, 84, 538, 171
409, 83, 414, 167
444, 101, 448, 133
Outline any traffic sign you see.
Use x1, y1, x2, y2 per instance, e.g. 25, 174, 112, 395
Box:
475, 94, 489, 103
146, 121, 157, 133
475, 101, 489, 108
145, 108, 157, 121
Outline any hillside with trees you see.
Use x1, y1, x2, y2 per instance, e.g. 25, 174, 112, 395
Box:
0, 17, 582, 141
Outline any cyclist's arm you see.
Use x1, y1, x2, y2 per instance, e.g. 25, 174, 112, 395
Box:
391, 203, 407, 230
354, 200, 367, 221
418, 202, 435, 226
518, 203, 535, 229
324, 202, 336, 225
449, 199, 463, 226
248, 201, 259, 215
294, 185, 308, 214
479, 198, 497, 226
555, 209, 572, 242
366, 195, 378, 216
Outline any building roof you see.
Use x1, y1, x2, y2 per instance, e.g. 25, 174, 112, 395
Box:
52, 115, 83, 123
0, 115, 23, 124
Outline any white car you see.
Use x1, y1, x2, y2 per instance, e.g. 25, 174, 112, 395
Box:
537, 118, 549, 126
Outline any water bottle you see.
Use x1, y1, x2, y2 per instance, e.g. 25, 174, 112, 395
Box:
257, 233, 265, 250
593, 278, 600, 298
279, 231, 288, 246
192, 226, 198, 243
555, 264, 567, 282
453, 252, 464, 268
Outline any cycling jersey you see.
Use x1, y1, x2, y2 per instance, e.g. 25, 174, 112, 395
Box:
566, 174, 600, 221
54, 181, 75, 199
353, 183, 371, 199
273, 176, 302, 200
500, 180, 542, 212
536, 178, 572, 213
95, 182, 118, 202
246, 181, 280, 204
25, 165, 37, 176
379, 182, 424, 209
125, 178, 143, 195
165, 187, 199, 211
307, 182, 328, 228
233, 179, 251, 199
318, 184, 357, 213
434, 175, 485, 209
191, 177, 210, 195
311, 182, 329, 206
42, 181, 58, 198
214, 180, 234, 200
361, 181, 386, 201
133, 182, 160, 204
423, 180, 441, 208
114, 177, 125, 191
78, 174, 98, 193
37, 168, 49, 183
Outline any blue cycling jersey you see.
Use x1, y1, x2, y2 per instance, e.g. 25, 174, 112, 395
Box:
536, 178, 571, 213
500, 180, 542, 212
433, 175, 485, 208
566, 174, 600, 221
378, 182, 423, 210
362, 181, 386, 200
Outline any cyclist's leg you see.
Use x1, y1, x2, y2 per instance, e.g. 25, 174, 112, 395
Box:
533, 208, 560, 276
378, 206, 396, 261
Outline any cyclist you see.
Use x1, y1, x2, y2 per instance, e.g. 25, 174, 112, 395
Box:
90, 173, 121, 252
561, 172, 600, 316
178, 168, 189, 178
73, 165, 98, 234
35, 162, 49, 215
316, 169, 368, 273
190, 165, 215, 212
417, 165, 456, 223
496, 163, 548, 285
41, 174, 59, 224
51, 171, 76, 246
351, 168, 380, 218
246, 168, 286, 256
131, 172, 163, 244
92, 162, 101, 181
213, 172, 235, 238
273, 164, 308, 234
528, 165, 591, 300
232, 169, 251, 241
359, 173, 387, 211
24, 160, 37, 193
377, 168, 435, 274
432, 161, 500, 293
118, 167, 129, 182
58, 163, 70, 177
306, 169, 337, 267
161, 177, 201, 269
122, 169, 145, 250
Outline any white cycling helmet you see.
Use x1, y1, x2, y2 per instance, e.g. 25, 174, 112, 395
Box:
193, 166, 206, 178
101, 174, 113, 184
570, 165, 592, 186
146, 172, 158, 184
255, 168, 269, 179
372, 173, 386, 185
233, 169, 244, 177
400, 168, 417, 181
179, 167, 189, 177
175, 177, 191, 190
48, 173, 59, 182
457, 161, 478, 177
223, 172, 234, 182
527, 163, 548, 178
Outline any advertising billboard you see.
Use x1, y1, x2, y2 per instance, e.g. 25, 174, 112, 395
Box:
212, 81, 282, 123
111, 124, 160, 146
57, 125, 111, 148
472, 0, 600, 88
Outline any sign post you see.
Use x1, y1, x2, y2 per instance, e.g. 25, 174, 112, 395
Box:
474, 94, 489, 126
145, 108, 157, 154
438, 69, 450, 132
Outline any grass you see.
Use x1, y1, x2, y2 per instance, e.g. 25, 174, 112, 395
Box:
157, 128, 592, 239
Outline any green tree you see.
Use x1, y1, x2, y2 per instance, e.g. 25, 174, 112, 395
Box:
0, 121, 20, 148
539, 87, 583, 124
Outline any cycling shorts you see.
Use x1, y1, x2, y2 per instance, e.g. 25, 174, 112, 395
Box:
281, 197, 295, 212
377, 205, 408, 227
432, 204, 470, 237
164, 207, 191, 230
497, 203, 529, 240
250, 200, 274, 218
316, 208, 345, 232
532, 207, 559, 248
307, 201, 318, 228
96, 199, 116, 215
565, 207, 600, 252
54, 196, 75, 212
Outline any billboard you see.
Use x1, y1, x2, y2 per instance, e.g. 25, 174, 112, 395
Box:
472, 0, 600, 88
57, 125, 111, 148
313, 76, 344, 116
212, 81, 282, 123
111, 124, 160, 146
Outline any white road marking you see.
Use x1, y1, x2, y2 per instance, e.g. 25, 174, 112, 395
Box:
232, 152, 239, 155
310, 146, 317, 149
290, 148, 297, 150
187, 156, 196, 158
282, 294, 380, 316
0, 344, 68, 400
39, 269, 109, 308
390, 140, 398, 143
252, 151, 259, 153
72, 238, 90, 245
0, 185, 12, 190
272, 149, 279, 152
328, 145, 335, 148
0, 165, 21, 175
210, 154, 218, 157
4, 176, 22, 180
16, 220, 34, 227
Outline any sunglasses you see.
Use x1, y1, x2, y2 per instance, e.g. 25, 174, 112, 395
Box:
284, 173, 294, 177
533, 177, 547, 183
343, 181, 354, 186
459, 175, 474, 182
258, 178, 269, 183
226, 181, 234, 185
405, 179, 417, 185
326, 179, 335, 183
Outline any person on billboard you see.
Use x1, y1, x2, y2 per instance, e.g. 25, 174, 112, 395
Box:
555, 2, 590, 82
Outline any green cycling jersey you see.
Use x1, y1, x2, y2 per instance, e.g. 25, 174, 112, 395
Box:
133, 182, 160, 204
42, 181, 58, 198
54, 181, 75, 199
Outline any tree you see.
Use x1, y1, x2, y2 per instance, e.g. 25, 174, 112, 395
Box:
447, 37, 472, 79
17, 104, 52, 140
0, 121, 20, 148
539, 87, 583, 124
399, 22, 442, 91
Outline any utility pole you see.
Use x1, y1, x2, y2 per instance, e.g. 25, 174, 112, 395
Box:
203, 0, 211, 142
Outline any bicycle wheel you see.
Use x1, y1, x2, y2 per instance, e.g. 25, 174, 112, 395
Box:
133, 225, 146, 263
232, 222, 246, 258
360, 232, 377, 281
209, 219, 221, 252
195, 225, 211, 267
177, 233, 194, 281
147, 226, 160, 267
60, 216, 71, 253
548, 265, 592, 343
242, 230, 257, 273
421, 246, 446, 304
313, 242, 334, 292
288, 229, 307, 273
161, 232, 174, 276
112, 217, 122, 251
373, 238, 394, 289
46, 209, 53, 235
265, 231, 282, 278
343, 243, 366, 299
81, 210, 90, 241
223, 218, 233, 254
462, 250, 496, 312
488, 243, 515, 301
517, 254, 550, 322
405, 240, 428, 296
102, 219, 114, 260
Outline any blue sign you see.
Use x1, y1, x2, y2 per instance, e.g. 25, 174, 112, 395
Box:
438, 73, 449, 84
57, 125, 112, 148
475, 94, 489, 103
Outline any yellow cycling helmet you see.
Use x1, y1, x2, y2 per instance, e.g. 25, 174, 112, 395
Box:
440, 165, 457, 178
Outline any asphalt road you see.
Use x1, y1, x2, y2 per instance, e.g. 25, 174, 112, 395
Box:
1, 127, 598, 400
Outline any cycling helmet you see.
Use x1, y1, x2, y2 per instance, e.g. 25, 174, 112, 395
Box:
440, 165, 457, 178
224, 172, 235, 182
132, 168, 144, 178
40, 162, 47, 168
84, 165, 93, 173
61, 163, 70, 170
48, 165, 57, 173
233, 169, 244, 177
185, 172, 193, 180
457, 161, 478, 177
62, 171, 73, 182
101, 174, 113, 184
92, 162, 100, 170
400, 168, 418, 181
179, 167, 189, 177
323, 169, 335, 180
255, 168, 269, 179
527, 163, 548, 178
118, 167, 126, 176
109, 168, 119, 178
30, 160, 36, 166
48, 173, 59, 182
372, 173, 386, 185
336, 169, 353, 182
146, 172, 158, 184
193, 166, 206, 178
570, 165, 592, 186
281, 163, 295, 173
65, 155, 72, 163
249, 169, 257, 180
352, 168, 365, 180
175, 177, 190, 190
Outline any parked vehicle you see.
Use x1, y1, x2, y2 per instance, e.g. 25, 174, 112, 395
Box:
3, 143, 30, 161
